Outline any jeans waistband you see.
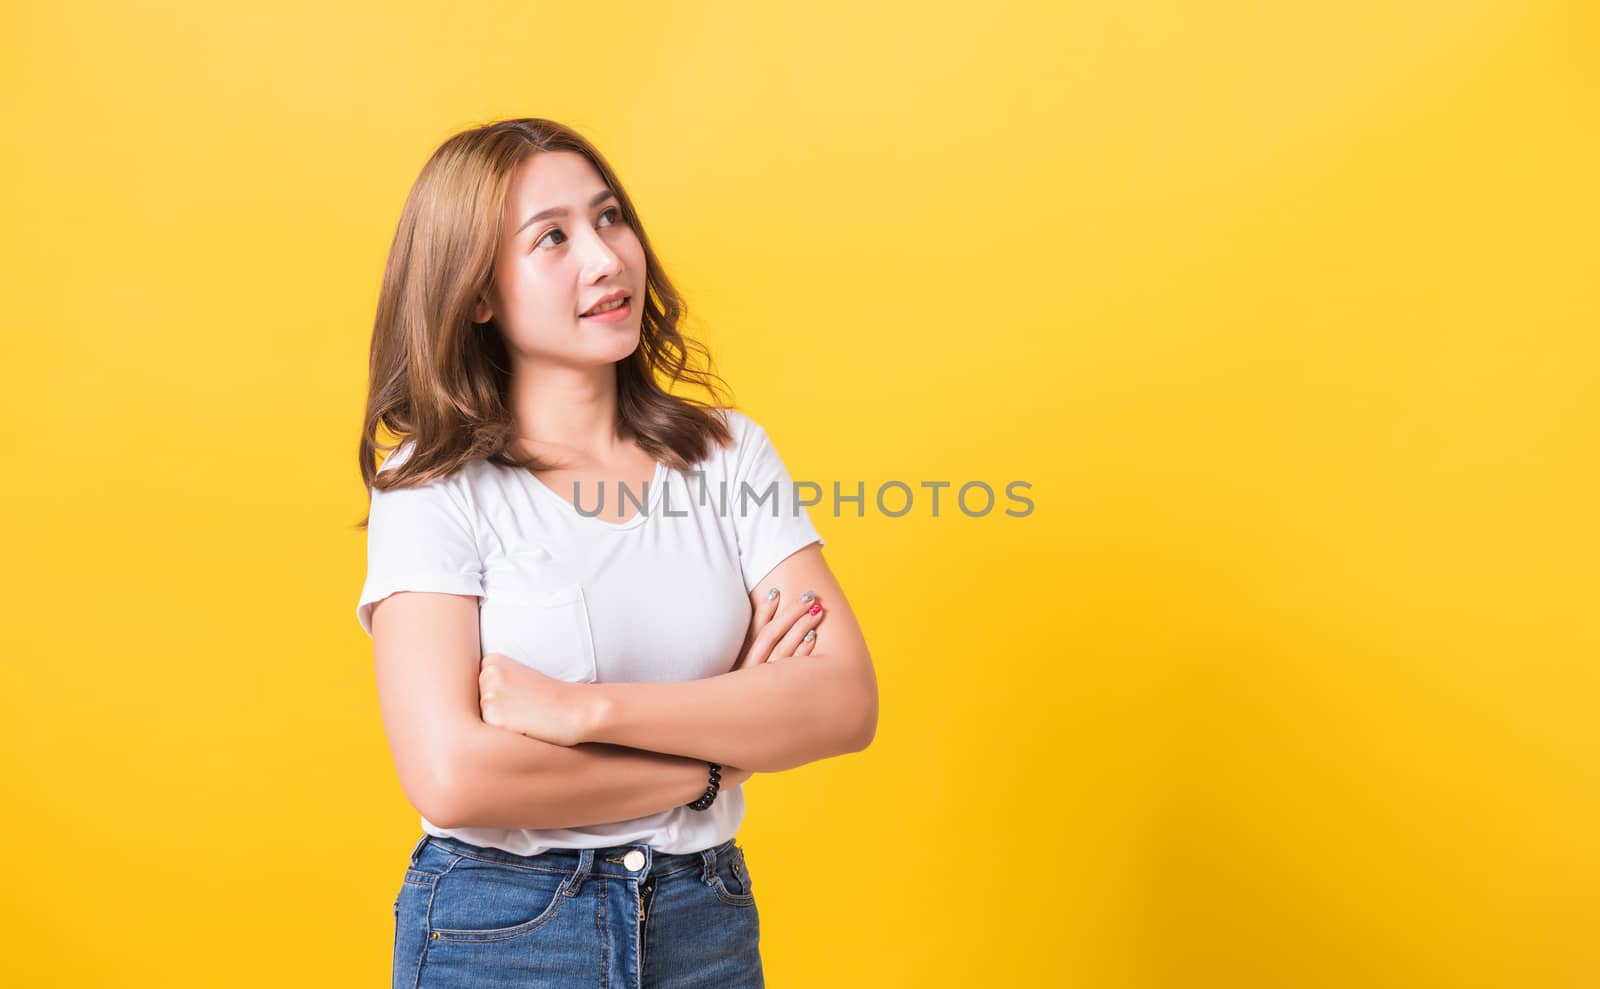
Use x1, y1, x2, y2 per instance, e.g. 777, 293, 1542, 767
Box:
411, 832, 737, 885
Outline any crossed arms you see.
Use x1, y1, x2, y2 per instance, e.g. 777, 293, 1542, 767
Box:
369, 544, 877, 830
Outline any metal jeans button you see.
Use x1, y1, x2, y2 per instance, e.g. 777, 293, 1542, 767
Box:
623, 849, 646, 871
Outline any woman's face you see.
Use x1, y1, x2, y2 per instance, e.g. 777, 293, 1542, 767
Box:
474, 151, 647, 368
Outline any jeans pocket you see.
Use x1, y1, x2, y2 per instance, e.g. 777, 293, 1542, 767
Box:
710, 841, 757, 907
427, 856, 576, 942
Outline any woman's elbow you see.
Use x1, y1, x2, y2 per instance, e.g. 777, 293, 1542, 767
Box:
405, 733, 478, 829
848, 679, 879, 753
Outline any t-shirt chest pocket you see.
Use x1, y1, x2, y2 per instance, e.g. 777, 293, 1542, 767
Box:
478, 558, 598, 683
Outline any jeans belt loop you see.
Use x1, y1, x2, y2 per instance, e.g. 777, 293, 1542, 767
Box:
565, 848, 596, 897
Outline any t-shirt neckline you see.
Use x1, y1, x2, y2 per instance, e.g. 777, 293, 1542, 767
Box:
519, 459, 669, 531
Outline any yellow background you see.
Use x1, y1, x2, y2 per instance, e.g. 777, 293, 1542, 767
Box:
3, 2, 1596, 986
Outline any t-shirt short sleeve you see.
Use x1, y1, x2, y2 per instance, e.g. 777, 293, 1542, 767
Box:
356, 447, 484, 637
728, 414, 826, 593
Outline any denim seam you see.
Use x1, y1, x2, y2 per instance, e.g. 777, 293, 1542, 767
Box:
419, 852, 460, 947
409, 858, 452, 989
627, 872, 641, 989
427, 845, 583, 876
652, 862, 701, 881
431, 848, 704, 882
597, 876, 610, 989
402, 867, 438, 888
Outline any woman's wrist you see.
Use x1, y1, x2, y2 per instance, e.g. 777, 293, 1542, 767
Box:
577, 683, 615, 744
686, 762, 722, 809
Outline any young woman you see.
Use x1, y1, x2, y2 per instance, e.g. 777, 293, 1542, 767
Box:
355, 118, 877, 988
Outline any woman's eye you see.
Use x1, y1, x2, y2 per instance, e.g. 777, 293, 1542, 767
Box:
536, 207, 623, 250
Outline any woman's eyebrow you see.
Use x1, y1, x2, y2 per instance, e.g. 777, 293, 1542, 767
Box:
515, 189, 618, 235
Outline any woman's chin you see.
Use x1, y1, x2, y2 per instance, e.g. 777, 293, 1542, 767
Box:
592, 329, 643, 364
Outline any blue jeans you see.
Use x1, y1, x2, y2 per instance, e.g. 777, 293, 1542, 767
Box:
392, 832, 764, 988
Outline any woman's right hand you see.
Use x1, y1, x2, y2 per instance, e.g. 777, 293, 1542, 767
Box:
731, 586, 825, 671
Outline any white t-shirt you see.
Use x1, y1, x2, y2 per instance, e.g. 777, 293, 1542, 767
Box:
357, 407, 824, 855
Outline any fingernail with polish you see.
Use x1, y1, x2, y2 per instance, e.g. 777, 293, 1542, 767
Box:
801, 589, 815, 603
766, 587, 779, 601
808, 603, 822, 615
803, 629, 816, 642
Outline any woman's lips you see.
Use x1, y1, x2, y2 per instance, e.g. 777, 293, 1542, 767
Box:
580, 298, 631, 322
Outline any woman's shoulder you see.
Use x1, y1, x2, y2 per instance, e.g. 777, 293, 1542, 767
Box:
376, 438, 446, 481
708, 406, 766, 444
700, 406, 774, 468
372, 438, 492, 495
699, 405, 807, 489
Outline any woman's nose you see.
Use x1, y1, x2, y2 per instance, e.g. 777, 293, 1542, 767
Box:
581, 233, 623, 278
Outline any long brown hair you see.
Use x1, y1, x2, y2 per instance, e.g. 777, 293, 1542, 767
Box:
355, 117, 734, 527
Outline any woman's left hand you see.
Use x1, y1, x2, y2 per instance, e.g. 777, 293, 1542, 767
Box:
478, 653, 593, 747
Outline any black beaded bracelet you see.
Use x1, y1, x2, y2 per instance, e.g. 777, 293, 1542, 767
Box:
686, 762, 722, 810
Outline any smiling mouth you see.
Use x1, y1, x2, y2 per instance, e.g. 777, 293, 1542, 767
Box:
581, 295, 631, 317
